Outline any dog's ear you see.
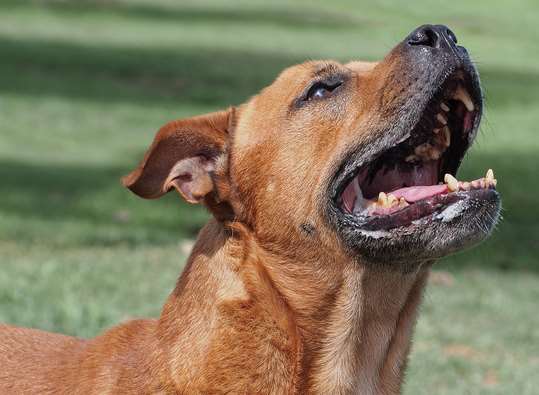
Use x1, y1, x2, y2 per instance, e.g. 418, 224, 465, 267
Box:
122, 109, 233, 204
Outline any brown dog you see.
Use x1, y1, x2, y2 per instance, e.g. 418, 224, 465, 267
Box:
0, 25, 500, 394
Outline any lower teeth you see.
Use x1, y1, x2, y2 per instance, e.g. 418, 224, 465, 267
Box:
353, 168, 497, 215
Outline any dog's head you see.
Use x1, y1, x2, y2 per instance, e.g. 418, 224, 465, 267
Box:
124, 25, 500, 266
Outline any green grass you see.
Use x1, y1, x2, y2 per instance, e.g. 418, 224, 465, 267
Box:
0, 0, 537, 393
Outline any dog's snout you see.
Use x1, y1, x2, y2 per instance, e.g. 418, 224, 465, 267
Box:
407, 24, 458, 49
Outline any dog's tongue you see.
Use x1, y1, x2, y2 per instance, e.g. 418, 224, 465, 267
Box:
390, 184, 448, 203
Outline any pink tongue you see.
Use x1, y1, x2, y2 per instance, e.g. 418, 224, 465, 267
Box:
390, 184, 448, 203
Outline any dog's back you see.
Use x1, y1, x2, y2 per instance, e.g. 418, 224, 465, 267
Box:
0, 324, 85, 393
0, 320, 164, 394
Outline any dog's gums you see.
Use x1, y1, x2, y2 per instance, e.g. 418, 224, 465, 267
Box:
338, 78, 496, 228
324, 42, 500, 262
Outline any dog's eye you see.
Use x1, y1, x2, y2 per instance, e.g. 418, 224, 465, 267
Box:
305, 81, 342, 101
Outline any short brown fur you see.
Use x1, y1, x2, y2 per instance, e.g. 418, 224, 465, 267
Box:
2, 51, 454, 394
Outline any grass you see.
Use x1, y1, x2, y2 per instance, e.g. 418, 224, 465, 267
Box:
0, 0, 537, 393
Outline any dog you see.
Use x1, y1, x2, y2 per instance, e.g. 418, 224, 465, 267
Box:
0, 24, 500, 394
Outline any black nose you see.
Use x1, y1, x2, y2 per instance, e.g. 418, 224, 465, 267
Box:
407, 24, 458, 49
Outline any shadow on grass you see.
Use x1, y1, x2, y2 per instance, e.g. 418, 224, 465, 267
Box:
0, 36, 300, 108
0, 149, 537, 271
0, 159, 207, 247
1, 36, 538, 110
2, 0, 362, 30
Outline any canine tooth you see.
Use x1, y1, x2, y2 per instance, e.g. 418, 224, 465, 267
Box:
454, 86, 475, 112
437, 113, 448, 125
482, 177, 498, 189
378, 192, 388, 207
443, 126, 451, 147
484, 170, 497, 188
441, 102, 450, 112
461, 181, 471, 191
444, 173, 458, 192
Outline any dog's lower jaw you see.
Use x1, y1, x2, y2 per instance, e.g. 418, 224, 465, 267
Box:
157, 220, 430, 394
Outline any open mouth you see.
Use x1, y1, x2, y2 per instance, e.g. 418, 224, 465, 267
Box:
336, 69, 496, 231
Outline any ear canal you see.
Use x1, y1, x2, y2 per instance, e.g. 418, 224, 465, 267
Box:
122, 109, 231, 201
165, 156, 215, 203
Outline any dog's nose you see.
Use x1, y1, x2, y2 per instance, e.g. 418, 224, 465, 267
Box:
406, 24, 458, 49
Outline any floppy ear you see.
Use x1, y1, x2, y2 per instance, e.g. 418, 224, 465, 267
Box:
122, 109, 232, 204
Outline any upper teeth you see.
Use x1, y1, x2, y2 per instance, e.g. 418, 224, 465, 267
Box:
414, 142, 442, 161
442, 126, 451, 147
453, 86, 475, 112
403, 86, 475, 167
437, 113, 448, 125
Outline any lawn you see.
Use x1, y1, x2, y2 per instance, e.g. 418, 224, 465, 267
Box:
0, 0, 538, 393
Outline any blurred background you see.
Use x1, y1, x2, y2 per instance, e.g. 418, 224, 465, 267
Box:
0, 0, 537, 393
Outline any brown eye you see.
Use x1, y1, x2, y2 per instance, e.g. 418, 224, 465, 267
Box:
305, 81, 342, 101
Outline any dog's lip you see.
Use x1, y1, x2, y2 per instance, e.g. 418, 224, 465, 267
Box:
329, 63, 482, 208
350, 187, 498, 232
326, 60, 485, 235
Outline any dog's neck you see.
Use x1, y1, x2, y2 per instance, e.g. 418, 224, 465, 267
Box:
158, 220, 429, 394
305, 264, 428, 395
258, 234, 429, 394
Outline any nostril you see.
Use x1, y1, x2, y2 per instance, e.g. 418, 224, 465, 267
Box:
407, 25, 459, 51
408, 26, 439, 48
